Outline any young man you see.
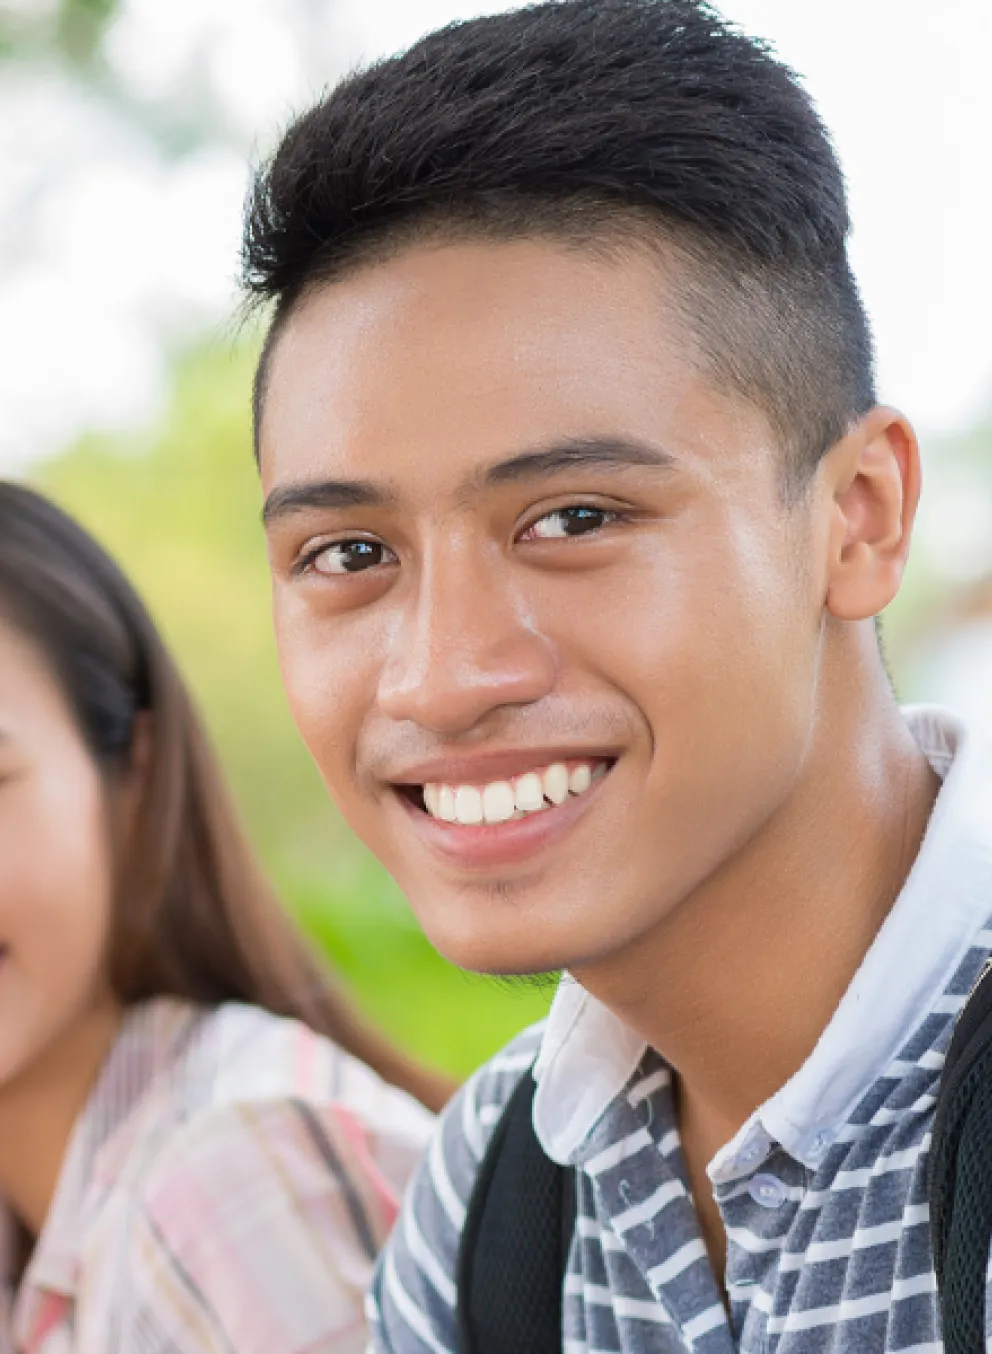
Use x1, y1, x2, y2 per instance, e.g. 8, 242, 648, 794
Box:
245, 1, 992, 1349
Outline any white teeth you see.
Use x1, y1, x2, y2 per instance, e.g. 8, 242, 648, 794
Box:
482, 781, 516, 824
514, 772, 545, 813
422, 759, 608, 824
454, 785, 484, 825
543, 762, 569, 805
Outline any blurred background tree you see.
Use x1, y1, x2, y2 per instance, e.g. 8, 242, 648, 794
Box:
1, 0, 990, 1076
1, 0, 117, 66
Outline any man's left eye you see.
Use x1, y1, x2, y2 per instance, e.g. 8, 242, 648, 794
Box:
522, 506, 618, 540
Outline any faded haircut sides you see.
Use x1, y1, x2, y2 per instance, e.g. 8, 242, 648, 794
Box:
242, 0, 876, 489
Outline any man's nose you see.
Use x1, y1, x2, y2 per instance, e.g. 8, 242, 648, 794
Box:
376, 546, 557, 735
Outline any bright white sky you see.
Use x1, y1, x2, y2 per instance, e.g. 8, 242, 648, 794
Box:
1, 0, 991, 500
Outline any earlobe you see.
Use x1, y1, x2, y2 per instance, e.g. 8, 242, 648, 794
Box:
824, 407, 921, 623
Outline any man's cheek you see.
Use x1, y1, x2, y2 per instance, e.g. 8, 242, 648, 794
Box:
280, 640, 339, 733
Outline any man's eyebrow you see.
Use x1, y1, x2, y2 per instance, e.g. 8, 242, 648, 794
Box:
262, 478, 396, 526
262, 437, 675, 524
480, 436, 677, 487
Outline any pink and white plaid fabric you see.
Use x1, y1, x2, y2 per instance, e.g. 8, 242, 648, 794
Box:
0, 998, 434, 1353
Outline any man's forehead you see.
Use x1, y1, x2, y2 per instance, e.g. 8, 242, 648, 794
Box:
262, 237, 690, 394
256, 236, 789, 515
258, 238, 700, 479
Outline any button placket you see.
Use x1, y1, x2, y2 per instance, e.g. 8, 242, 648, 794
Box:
580, 1094, 734, 1351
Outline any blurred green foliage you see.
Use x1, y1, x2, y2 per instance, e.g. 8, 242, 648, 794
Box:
0, 0, 118, 67
34, 339, 552, 1079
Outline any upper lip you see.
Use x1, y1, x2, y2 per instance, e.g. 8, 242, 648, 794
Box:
388, 747, 619, 787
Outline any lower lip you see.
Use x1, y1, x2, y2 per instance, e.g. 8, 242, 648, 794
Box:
396, 771, 611, 869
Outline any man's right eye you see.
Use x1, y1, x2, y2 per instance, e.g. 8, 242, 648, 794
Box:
304, 540, 398, 575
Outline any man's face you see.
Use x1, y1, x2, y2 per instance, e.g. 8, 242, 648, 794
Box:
261, 239, 827, 975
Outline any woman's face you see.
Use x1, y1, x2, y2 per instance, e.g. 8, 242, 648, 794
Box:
0, 617, 120, 1092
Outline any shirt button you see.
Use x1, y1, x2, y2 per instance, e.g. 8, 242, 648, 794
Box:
735, 1133, 768, 1170
749, 1174, 788, 1209
807, 1130, 833, 1161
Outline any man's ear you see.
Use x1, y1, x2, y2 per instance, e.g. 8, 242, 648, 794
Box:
821, 407, 921, 622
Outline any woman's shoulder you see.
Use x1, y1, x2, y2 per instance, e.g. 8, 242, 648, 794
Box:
92, 998, 434, 1213
182, 1000, 435, 1140
75, 1001, 436, 1350
82, 1093, 395, 1352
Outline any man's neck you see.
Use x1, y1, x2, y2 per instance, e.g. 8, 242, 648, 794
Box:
0, 996, 121, 1237
572, 662, 940, 1146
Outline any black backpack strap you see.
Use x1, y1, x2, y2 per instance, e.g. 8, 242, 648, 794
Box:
929, 961, 992, 1354
456, 1069, 576, 1354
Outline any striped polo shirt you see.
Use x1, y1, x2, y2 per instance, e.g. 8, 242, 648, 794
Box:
369, 706, 992, 1352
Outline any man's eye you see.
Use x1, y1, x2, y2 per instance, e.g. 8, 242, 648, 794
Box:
307, 540, 397, 575
522, 506, 618, 541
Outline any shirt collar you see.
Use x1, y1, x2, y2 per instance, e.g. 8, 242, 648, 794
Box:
533, 705, 992, 1170
532, 976, 646, 1165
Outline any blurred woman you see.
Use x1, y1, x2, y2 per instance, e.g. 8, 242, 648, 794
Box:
0, 482, 449, 1354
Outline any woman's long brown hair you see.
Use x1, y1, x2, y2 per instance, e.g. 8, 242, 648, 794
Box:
0, 482, 449, 1111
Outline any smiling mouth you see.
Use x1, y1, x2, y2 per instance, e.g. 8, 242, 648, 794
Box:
400, 757, 613, 826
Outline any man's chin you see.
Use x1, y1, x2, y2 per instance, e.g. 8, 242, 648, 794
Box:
436, 939, 567, 978
415, 911, 590, 979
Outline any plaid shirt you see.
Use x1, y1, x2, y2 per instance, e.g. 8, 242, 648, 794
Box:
0, 998, 434, 1354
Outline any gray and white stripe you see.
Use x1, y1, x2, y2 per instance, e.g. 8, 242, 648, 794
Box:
369, 922, 992, 1353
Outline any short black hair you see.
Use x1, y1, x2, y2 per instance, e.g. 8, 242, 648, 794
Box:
243, 0, 876, 483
